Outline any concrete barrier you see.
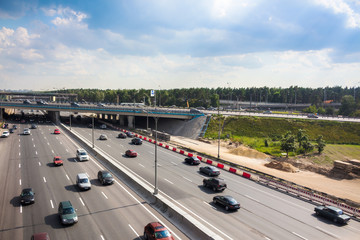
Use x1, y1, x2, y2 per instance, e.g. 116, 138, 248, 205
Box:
59, 124, 222, 240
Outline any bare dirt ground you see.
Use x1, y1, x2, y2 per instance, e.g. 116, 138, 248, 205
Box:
170, 136, 360, 204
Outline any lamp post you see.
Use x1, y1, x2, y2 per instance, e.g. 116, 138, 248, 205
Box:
218, 100, 221, 159
69, 113, 72, 131
92, 115, 95, 148
154, 116, 159, 195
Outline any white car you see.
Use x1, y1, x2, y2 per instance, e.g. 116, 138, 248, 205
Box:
76, 149, 89, 161
99, 134, 108, 140
100, 124, 107, 129
1, 131, 10, 138
23, 128, 31, 135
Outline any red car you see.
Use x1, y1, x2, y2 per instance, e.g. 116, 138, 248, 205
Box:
125, 150, 137, 157
31, 232, 50, 240
53, 156, 63, 166
144, 222, 174, 240
54, 129, 60, 134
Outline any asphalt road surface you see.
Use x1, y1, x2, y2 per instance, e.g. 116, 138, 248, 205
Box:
0, 121, 188, 240
69, 122, 360, 240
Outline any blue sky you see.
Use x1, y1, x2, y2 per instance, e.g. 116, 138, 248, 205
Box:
0, 0, 360, 90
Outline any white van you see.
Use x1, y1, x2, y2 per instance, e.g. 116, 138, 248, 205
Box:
76, 149, 89, 161
76, 173, 91, 190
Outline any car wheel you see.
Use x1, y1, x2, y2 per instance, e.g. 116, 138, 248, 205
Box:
225, 206, 229, 211
315, 211, 319, 216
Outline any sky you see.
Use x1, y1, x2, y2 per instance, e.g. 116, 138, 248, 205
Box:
0, 0, 360, 91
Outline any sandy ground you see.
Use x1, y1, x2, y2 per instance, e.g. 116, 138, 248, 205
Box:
170, 136, 360, 204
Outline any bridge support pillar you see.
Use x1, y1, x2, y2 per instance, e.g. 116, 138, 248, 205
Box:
112, 114, 117, 123
48, 111, 60, 125
127, 115, 134, 128
119, 115, 125, 126
0, 108, 3, 120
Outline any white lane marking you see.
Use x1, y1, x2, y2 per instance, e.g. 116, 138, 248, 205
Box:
19, 152, 21, 156
119, 144, 123, 147
19, 144, 21, 148
315, 226, 339, 239
107, 145, 111, 148
182, 176, 192, 182
128, 224, 139, 238
33, 144, 35, 148
100, 235, 105, 240
66, 174, 70, 181
38, 162, 41, 166
203, 201, 217, 210
292, 232, 307, 240
264, 237, 272, 240
114, 180, 183, 240
19, 179, 21, 185
60, 142, 62, 145
164, 178, 174, 185
32, 138, 34, 141
138, 163, 145, 168
47, 142, 49, 145
101, 192, 108, 199
51, 150, 54, 154
79, 197, 85, 206
88, 133, 91, 136
245, 194, 260, 203
19, 163, 21, 168
20, 205, 22, 213
171, 161, 178, 165
66, 149, 69, 152
50, 200, 54, 208
35, 151, 38, 155
19, 139, 20, 142
43, 177, 47, 183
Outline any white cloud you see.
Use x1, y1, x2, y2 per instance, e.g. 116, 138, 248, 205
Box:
314, 0, 360, 28
42, 7, 88, 27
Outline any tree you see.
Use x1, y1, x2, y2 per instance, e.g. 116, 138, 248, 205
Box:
339, 95, 356, 116
316, 135, 326, 154
297, 129, 306, 148
325, 106, 335, 116
281, 131, 296, 157
302, 136, 314, 155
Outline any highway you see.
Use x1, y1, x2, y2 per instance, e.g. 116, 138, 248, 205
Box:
69, 122, 360, 240
0, 121, 188, 240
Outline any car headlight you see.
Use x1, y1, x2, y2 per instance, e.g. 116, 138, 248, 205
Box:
74, 216, 78, 221
62, 218, 69, 223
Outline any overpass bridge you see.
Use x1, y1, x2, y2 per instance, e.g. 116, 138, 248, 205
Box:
0, 101, 204, 128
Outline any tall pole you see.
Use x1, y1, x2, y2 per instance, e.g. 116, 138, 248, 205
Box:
92, 116, 94, 148
217, 102, 221, 159
154, 117, 158, 195
147, 111, 149, 130
69, 114, 72, 130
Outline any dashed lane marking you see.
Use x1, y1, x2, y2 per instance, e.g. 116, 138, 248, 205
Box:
79, 197, 85, 206
43, 177, 47, 183
50, 200, 54, 208
164, 178, 174, 185
101, 192, 108, 199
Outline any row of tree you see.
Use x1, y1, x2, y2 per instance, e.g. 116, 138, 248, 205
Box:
280, 129, 326, 157
51, 86, 360, 116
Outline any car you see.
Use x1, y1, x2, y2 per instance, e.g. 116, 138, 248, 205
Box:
54, 129, 60, 134
9, 128, 14, 133
263, 110, 272, 114
58, 201, 78, 225
126, 131, 135, 138
88, 124, 93, 128
125, 149, 137, 157
184, 156, 201, 165
118, 132, 127, 138
76, 173, 91, 190
70, 102, 80, 107
1, 130, 9, 138
213, 195, 240, 211
307, 114, 319, 118
97, 103, 105, 107
31, 124, 37, 129
20, 188, 35, 205
12, 125, 17, 129
31, 232, 50, 240
144, 222, 175, 240
100, 124, 107, 129
314, 205, 351, 224
36, 100, 48, 105
132, 137, 142, 145
23, 128, 31, 135
99, 134, 108, 140
97, 170, 114, 185
23, 100, 31, 104
53, 156, 63, 166
76, 149, 89, 161
203, 178, 227, 191
199, 166, 220, 176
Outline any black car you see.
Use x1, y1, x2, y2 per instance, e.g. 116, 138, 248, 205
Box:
31, 124, 37, 129
203, 178, 227, 191
98, 170, 114, 185
12, 125, 17, 129
132, 137, 142, 145
314, 205, 351, 224
20, 188, 35, 205
9, 128, 14, 133
23, 100, 31, 104
71, 102, 80, 107
213, 195, 240, 211
118, 132, 127, 138
126, 132, 135, 138
184, 156, 201, 165
199, 166, 220, 176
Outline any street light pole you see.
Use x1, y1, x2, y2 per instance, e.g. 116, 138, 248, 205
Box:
92, 115, 95, 148
69, 113, 72, 131
218, 102, 221, 159
153, 117, 159, 195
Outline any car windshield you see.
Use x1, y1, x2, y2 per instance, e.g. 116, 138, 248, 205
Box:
103, 172, 112, 178
63, 207, 75, 214
79, 152, 87, 156
226, 198, 238, 204
155, 230, 171, 238
79, 178, 89, 183
22, 191, 33, 196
